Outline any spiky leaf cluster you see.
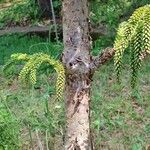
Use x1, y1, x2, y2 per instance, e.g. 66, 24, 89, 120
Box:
4, 53, 65, 101
114, 4, 150, 88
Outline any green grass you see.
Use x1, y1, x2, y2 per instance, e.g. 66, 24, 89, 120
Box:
0, 34, 64, 149
91, 57, 150, 149
0, 35, 150, 149
0, 0, 61, 28
0, 34, 63, 64
0, 0, 39, 28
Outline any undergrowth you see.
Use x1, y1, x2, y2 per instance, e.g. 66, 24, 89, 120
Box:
0, 34, 63, 65
0, 56, 149, 149
90, 0, 150, 33
0, 0, 39, 28
0, 34, 150, 149
91, 56, 150, 149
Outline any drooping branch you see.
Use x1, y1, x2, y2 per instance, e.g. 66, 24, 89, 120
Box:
90, 47, 115, 72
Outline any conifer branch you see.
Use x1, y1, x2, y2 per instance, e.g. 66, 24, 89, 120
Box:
114, 4, 150, 88
4, 53, 65, 101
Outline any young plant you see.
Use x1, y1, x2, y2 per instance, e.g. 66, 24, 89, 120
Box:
114, 4, 150, 88
4, 53, 65, 101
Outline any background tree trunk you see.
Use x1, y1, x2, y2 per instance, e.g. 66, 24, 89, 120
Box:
62, 0, 93, 149
37, 0, 52, 18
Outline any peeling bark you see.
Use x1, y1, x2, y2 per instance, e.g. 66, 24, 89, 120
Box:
64, 74, 92, 150
62, 0, 93, 149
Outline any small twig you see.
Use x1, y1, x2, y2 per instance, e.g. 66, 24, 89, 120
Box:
45, 130, 49, 150
28, 124, 34, 150
49, 0, 59, 42
35, 129, 43, 150
90, 47, 115, 72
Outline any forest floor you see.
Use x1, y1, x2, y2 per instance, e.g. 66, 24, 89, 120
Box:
0, 34, 150, 149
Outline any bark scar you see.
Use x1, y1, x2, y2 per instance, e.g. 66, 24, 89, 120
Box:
71, 86, 83, 117
71, 98, 81, 117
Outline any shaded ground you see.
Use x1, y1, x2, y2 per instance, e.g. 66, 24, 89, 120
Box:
0, 24, 107, 39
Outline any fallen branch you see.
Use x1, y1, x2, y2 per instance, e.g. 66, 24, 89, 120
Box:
0, 25, 107, 37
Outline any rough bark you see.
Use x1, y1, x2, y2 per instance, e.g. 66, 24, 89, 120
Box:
62, 0, 116, 149
62, 0, 93, 149
90, 48, 115, 72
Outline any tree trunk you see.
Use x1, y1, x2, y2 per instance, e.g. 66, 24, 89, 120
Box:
62, 0, 93, 149
37, 0, 52, 18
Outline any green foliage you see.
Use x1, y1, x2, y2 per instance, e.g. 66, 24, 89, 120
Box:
0, 95, 20, 149
0, 43, 150, 149
90, 0, 149, 32
92, 36, 114, 56
114, 5, 150, 88
53, 0, 61, 10
0, 0, 62, 28
0, 0, 38, 28
0, 34, 63, 64
91, 58, 150, 149
0, 80, 65, 149
4, 53, 65, 101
